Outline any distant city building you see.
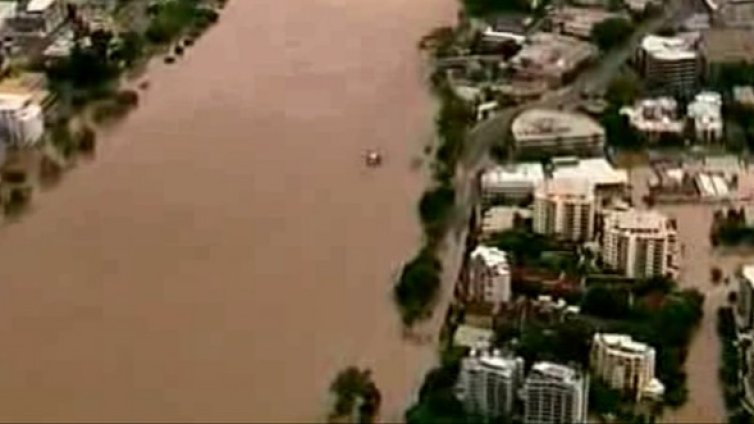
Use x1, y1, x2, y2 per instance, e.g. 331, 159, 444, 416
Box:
601, 208, 678, 278
457, 350, 525, 419
737, 265, 754, 330
522, 362, 588, 424
480, 163, 545, 201
8, 0, 67, 39
550, 156, 628, 198
712, 0, 754, 28
687, 91, 723, 142
620, 97, 686, 140
701, 29, 754, 69
533, 177, 596, 242
511, 109, 605, 156
549, 7, 624, 39
0, 92, 44, 146
510, 32, 597, 87
591, 333, 665, 400
636, 33, 702, 96
467, 245, 512, 306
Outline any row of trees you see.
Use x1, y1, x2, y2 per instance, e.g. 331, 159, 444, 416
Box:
717, 307, 754, 424
392, 75, 475, 326
711, 208, 754, 247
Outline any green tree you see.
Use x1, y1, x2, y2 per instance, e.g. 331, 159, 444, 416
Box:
591, 18, 635, 51
393, 250, 442, 326
606, 73, 642, 106
329, 367, 382, 423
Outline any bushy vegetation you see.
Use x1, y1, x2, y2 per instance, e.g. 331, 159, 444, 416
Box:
461, 0, 534, 16
393, 250, 443, 326
591, 18, 635, 52
145, 0, 219, 45
711, 208, 754, 247
329, 367, 381, 423
601, 106, 646, 150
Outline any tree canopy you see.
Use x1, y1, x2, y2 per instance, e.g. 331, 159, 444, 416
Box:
591, 18, 635, 51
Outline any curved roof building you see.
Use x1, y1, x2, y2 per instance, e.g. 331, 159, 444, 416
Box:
511, 108, 605, 156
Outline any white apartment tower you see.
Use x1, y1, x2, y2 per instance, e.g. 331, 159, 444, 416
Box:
456, 350, 525, 419
601, 208, 678, 279
522, 362, 588, 424
636, 34, 701, 96
591, 333, 665, 400
737, 266, 754, 330
533, 178, 595, 242
468, 246, 512, 305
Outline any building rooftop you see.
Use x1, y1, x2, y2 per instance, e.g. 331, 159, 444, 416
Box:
481, 163, 546, 188
620, 97, 685, 134
510, 32, 597, 79
482, 206, 532, 235
27, 0, 56, 12
605, 208, 671, 232
551, 157, 628, 187
454, 324, 495, 349
641, 33, 699, 61
466, 349, 522, 376
734, 86, 754, 106
536, 177, 594, 199
530, 361, 579, 382
595, 333, 655, 355
471, 245, 510, 272
702, 29, 754, 64
512, 108, 605, 143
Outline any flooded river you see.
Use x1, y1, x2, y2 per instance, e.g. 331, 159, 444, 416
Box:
0, 0, 455, 421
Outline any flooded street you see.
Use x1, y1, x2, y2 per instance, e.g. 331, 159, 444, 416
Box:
629, 168, 729, 422
0, 0, 455, 421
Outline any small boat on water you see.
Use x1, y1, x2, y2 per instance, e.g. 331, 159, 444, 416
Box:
365, 150, 382, 167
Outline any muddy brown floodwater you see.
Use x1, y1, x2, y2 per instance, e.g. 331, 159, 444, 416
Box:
0, 0, 456, 421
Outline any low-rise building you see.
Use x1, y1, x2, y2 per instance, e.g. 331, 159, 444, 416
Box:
522, 362, 588, 424
551, 156, 628, 198
601, 208, 678, 278
591, 333, 665, 400
481, 163, 546, 201
620, 97, 686, 140
533, 177, 596, 242
712, 0, 754, 29
468, 245, 512, 306
550, 7, 625, 39
636, 33, 702, 96
480, 206, 532, 238
457, 350, 525, 419
687, 91, 723, 142
510, 32, 597, 87
511, 108, 605, 156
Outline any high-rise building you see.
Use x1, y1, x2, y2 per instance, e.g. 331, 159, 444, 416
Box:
601, 208, 678, 279
636, 33, 702, 96
467, 246, 512, 306
533, 178, 595, 242
591, 333, 665, 400
522, 362, 588, 424
456, 350, 525, 419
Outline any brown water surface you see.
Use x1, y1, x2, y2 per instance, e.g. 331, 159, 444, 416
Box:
0, 0, 454, 421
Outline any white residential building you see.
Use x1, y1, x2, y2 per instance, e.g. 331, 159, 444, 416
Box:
511, 109, 605, 156
480, 163, 546, 201
468, 245, 512, 305
0, 92, 44, 146
636, 33, 702, 95
601, 208, 678, 279
687, 91, 723, 142
533, 178, 596, 242
549, 7, 625, 39
522, 362, 588, 424
591, 333, 665, 400
620, 97, 686, 139
457, 350, 525, 419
